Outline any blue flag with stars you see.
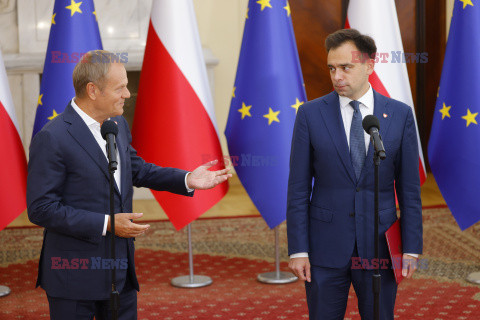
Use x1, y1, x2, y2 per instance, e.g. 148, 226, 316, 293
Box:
428, 0, 480, 230
225, 0, 306, 229
32, 0, 103, 137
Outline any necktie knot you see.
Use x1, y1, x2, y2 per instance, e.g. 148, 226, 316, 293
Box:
350, 100, 360, 113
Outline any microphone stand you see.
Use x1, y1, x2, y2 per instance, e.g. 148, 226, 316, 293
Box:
108, 159, 119, 320
372, 145, 384, 320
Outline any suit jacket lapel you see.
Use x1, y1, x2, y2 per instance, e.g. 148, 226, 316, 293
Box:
319, 92, 356, 184
63, 104, 121, 196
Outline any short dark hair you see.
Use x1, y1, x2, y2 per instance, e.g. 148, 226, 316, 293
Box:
325, 29, 377, 59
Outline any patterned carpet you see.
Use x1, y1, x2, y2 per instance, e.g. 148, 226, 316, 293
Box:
1, 207, 480, 319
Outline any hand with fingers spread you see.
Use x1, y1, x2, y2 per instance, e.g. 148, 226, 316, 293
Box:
402, 253, 418, 279
186, 159, 232, 190
107, 212, 150, 238
289, 257, 311, 282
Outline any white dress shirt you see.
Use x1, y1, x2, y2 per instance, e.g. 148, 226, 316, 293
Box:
290, 86, 417, 259
339, 85, 374, 153
71, 99, 193, 237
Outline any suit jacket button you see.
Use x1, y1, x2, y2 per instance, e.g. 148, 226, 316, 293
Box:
350, 212, 355, 217
356, 187, 360, 192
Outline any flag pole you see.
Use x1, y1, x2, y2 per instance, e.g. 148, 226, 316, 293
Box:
0, 285, 10, 297
257, 226, 297, 284
171, 223, 212, 288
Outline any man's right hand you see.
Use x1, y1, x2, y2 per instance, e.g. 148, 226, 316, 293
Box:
106, 213, 150, 238
289, 257, 311, 282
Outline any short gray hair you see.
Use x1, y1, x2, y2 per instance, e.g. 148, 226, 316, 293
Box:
72, 50, 116, 98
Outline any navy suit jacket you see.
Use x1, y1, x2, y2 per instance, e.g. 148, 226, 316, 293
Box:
287, 90, 422, 268
27, 103, 193, 300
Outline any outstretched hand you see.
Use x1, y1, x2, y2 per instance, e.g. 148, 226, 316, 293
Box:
186, 159, 232, 190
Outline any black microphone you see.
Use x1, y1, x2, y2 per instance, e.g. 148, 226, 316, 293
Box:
362, 115, 386, 160
101, 120, 119, 171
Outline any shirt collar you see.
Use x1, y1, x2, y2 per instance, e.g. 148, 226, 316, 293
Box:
339, 84, 374, 111
70, 98, 100, 127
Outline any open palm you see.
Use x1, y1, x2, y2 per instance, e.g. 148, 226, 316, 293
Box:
187, 160, 232, 190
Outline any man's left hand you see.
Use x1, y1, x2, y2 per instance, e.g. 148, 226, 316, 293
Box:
402, 253, 418, 279
187, 159, 232, 190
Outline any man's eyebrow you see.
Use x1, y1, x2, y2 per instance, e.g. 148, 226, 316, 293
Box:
327, 63, 353, 68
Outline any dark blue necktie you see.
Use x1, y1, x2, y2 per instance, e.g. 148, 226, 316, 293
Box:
349, 100, 366, 181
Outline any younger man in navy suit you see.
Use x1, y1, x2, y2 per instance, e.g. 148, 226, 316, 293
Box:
287, 29, 422, 319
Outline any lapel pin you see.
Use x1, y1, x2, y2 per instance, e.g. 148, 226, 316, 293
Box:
383, 113, 388, 118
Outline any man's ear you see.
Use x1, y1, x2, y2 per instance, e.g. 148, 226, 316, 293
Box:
366, 58, 375, 76
86, 82, 97, 101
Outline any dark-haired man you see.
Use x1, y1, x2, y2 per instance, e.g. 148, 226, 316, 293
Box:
287, 29, 422, 319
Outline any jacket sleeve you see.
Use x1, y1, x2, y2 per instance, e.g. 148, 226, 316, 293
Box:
27, 129, 105, 244
287, 106, 313, 255
395, 108, 423, 254
122, 117, 193, 197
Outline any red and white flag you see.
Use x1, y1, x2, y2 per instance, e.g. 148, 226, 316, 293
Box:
0, 49, 27, 231
132, 0, 228, 230
346, 0, 427, 184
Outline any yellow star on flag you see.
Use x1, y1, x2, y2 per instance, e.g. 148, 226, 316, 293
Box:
460, 0, 474, 9
263, 107, 280, 125
246, 7, 249, 19
257, 0, 272, 11
291, 98, 304, 113
93, 11, 97, 21
52, 13, 56, 25
66, 0, 83, 16
439, 103, 451, 120
48, 110, 59, 120
232, 87, 236, 98
37, 94, 43, 106
462, 108, 478, 127
284, 1, 291, 16
238, 102, 252, 120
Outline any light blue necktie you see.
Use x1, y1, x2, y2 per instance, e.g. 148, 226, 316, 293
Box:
349, 100, 366, 181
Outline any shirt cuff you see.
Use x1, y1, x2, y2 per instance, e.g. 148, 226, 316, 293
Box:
185, 172, 194, 192
290, 253, 417, 259
102, 215, 109, 236
290, 252, 309, 259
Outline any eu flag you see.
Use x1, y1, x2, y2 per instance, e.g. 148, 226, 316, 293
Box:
428, 0, 480, 230
225, 0, 306, 229
32, 0, 103, 137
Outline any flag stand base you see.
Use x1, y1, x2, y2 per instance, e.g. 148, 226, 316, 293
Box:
171, 275, 213, 288
257, 271, 297, 284
0, 285, 11, 297
170, 224, 213, 288
466, 272, 480, 285
257, 226, 297, 284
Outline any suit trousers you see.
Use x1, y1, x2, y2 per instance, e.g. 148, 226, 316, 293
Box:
305, 245, 397, 320
47, 275, 137, 320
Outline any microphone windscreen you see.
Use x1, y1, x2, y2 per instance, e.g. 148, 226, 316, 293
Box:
362, 115, 380, 134
101, 120, 118, 140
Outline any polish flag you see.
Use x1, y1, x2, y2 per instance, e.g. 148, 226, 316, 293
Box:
346, 0, 427, 184
132, 0, 228, 230
0, 49, 27, 231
